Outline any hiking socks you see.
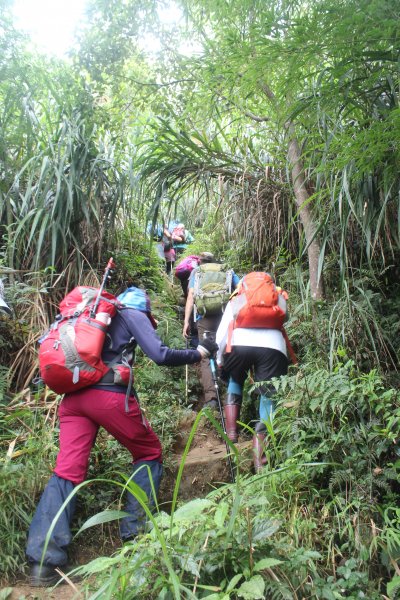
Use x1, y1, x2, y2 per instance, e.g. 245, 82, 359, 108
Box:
254, 396, 274, 472
259, 395, 275, 425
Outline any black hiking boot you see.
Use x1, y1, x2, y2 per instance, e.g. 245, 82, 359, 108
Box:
29, 563, 64, 587
122, 533, 138, 544
29, 562, 80, 587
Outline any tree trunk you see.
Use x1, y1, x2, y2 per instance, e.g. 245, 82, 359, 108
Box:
286, 124, 324, 300
259, 82, 325, 300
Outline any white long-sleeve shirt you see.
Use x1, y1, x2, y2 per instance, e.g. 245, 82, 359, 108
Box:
215, 299, 287, 365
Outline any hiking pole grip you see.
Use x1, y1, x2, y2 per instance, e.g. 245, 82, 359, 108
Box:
90, 257, 117, 318
209, 356, 236, 483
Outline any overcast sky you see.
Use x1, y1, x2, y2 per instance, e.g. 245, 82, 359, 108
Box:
12, 0, 87, 57
11, 1, 198, 59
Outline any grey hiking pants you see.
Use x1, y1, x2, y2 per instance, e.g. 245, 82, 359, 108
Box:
196, 314, 222, 404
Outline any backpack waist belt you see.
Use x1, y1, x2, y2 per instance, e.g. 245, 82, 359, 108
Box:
97, 370, 130, 385
96, 343, 136, 411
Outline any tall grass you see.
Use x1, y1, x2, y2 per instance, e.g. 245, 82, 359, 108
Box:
0, 388, 59, 583
0, 41, 129, 282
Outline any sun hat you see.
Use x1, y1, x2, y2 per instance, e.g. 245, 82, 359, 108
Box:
117, 287, 157, 329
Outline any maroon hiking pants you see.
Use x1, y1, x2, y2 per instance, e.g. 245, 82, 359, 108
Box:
54, 389, 162, 484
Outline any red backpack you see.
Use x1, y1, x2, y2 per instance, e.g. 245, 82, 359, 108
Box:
226, 272, 297, 363
38, 287, 122, 394
174, 255, 200, 281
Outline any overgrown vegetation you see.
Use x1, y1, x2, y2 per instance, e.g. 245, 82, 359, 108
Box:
0, 0, 399, 597
53, 362, 400, 598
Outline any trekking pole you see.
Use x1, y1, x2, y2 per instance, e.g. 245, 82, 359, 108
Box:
209, 356, 236, 483
90, 257, 116, 318
185, 336, 189, 403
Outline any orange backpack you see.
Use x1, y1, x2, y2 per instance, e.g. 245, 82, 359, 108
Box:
226, 272, 297, 363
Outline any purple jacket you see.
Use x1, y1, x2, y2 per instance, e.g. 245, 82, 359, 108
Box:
93, 308, 201, 392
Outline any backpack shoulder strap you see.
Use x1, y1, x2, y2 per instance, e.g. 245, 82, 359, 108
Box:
193, 267, 201, 296
106, 336, 136, 368
226, 319, 235, 353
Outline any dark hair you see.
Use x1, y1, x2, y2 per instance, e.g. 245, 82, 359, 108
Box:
199, 252, 215, 263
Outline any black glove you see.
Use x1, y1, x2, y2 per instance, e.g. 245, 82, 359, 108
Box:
197, 338, 219, 358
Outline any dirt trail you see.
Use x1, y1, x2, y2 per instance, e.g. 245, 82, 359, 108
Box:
4, 582, 83, 600
160, 411, 252, 505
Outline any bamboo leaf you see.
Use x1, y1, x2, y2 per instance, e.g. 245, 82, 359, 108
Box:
76, 510, 130, 535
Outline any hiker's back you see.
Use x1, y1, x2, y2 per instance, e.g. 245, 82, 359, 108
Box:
193, 263, 233, 316
215, 272, 292, 466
